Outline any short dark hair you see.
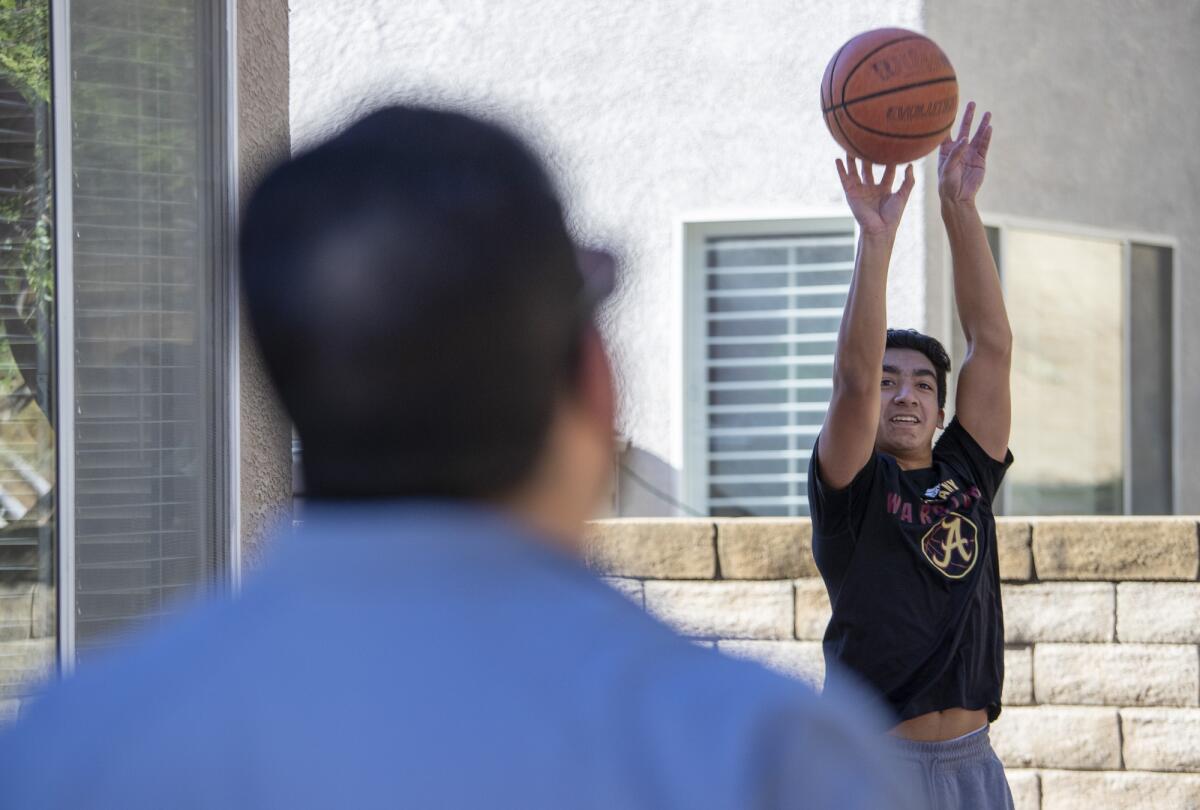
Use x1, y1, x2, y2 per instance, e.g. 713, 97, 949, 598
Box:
239, 106, 595, 499
885, 329, 951, 409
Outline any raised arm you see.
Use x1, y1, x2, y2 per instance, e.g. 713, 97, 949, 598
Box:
818, 157, 915, 490
939, 102, 1012, 461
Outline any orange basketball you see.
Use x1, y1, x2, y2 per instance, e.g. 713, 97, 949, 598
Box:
820, 28, 958, 165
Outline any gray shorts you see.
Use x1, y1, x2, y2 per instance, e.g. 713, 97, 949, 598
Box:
891, 726, 1015, 810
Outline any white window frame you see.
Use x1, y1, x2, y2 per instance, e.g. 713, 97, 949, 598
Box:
960, 216, 1180, 516
680, 212, 856, 517
49, 0, 241, 671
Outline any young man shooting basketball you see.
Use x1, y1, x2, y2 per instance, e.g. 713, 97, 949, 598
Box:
810, 102, 1015, 809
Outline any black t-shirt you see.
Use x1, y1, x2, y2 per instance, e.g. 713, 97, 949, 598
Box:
807, 418, 1014, 723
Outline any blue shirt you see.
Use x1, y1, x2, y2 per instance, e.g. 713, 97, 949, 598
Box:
0, 502, 915, 808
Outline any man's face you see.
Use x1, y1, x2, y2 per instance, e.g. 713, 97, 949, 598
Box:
876, 347, 944, 457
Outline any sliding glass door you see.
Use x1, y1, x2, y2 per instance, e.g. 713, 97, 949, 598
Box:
0, 0, 232, 707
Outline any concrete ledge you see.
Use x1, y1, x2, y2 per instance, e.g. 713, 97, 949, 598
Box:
1004, 646, 1034, 706
1034, 644, 1200, 707
1117, 582, 1200, 643
997, 519, 1034, 581
716, 519, 815, 579
1032, 518, 1199, 581
600, 577, 644, 609
992, 707, 1120, 769
1121, 708, 1200, 773
1002, 583, 1115, 643
591, 518, 1200, 583
1038, 769, 1200, 810
585, 519, 715, 579
716, 640, 824, 687
644, 581, 794, 640
1004, 769, 1040, 810
792, 578, 830, 641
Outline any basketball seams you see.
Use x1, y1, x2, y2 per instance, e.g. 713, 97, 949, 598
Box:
841, 35, 955, 152
838, 34, 924, 108
826, 41, 868, 159
822, 29, 957, 162
832, 108, 870, 158
841, 115, 954, 140
823, 75, 957, 113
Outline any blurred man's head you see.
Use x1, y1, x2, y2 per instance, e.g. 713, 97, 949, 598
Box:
240, 106, 616, 539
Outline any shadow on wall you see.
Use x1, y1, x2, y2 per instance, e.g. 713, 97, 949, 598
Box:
295, 437, 692, 520
610, 442, 694, 518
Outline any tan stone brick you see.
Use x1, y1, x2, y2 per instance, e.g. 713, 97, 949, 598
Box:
1039, 770, 1200, 810
1034, 643, 1199, 707
793, 578, 830, 641
1005, 769, 1040, 810
1121, 708, 1200, 773
600, 577, 644, 608
991, 707, 1120, 770
584, 519, 715, 579
1004, 646, 1034, 706
997, 519, 1034, 581
1118, 582, 1200, 643
715, 519, 815, 579
1002, 583, 1114, 643
644, 581, 794, 640
1032, 518, 1199, 580
716, 640, 824, 688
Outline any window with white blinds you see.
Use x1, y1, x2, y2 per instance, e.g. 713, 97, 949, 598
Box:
695, 225, 854, 518
69, 0, 228, 657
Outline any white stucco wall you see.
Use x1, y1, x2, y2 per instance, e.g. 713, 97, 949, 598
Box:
289, 0, 931, 513
924, 0, 1200, 511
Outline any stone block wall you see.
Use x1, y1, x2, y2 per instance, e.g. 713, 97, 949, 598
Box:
585, 517, 1200, 810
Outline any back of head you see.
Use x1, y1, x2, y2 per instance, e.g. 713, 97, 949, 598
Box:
240, 106, 585, 499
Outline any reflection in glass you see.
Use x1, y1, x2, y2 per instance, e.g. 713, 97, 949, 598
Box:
1129, 243, 1173, 514
0, 0, 57, 707
1006, 229, 1123, 514
71, 0, 224, 657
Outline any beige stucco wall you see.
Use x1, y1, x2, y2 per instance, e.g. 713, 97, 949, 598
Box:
288, 0, 932, 508
237, 0, 292, 567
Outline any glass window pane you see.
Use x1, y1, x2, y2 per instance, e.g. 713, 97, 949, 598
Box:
1006, 229, 1123, 515
1129, 243, 1173, 514
70, 0, 225, 658
700, 228, 851, 518
0, 0, 57, 707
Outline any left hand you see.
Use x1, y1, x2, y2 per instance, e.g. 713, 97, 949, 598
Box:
938, 101, 992, 206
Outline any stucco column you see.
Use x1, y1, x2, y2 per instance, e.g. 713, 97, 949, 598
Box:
237, 0, 292, 567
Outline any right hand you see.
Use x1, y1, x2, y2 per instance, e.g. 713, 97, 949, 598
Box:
836, 155, 915, 238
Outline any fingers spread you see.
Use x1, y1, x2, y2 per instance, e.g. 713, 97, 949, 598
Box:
946, 137, 969, 167
972, 111, 992, 153
880, 164, 897, 191
898, 164, 916, 198
861, 160, 875, 185
836, 158, 849, 185
958, 101, 975, 141
845, 152, 860, 182
977, 125, 992, 159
